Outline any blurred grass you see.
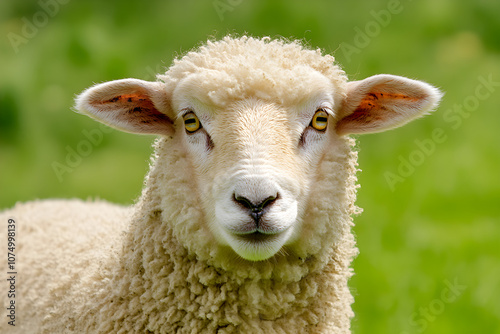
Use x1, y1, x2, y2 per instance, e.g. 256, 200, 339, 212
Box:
1, 0, 499, 333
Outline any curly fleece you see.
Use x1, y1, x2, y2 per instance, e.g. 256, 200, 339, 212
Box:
0, 36, 360, 333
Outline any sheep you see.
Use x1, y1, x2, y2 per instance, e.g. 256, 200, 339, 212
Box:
0, 36, 442, 333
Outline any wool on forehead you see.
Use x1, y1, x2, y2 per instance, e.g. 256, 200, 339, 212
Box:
158, 36, 348, 107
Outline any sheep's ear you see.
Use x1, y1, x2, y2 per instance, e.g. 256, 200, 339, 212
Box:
75, 79, 175, 136
336, 74, 442, 135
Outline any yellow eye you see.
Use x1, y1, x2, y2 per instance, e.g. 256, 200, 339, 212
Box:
183, 112, 201, 133
311, 109, 328, 131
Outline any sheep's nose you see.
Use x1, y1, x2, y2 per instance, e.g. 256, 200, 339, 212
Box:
233, 193, 277, 223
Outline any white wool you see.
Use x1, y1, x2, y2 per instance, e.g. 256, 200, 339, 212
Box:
0, 36, 441, 333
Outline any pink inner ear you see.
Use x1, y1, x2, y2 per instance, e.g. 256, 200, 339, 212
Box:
83, 90, 174, 136
338, 91, 421, 128
94, 92, 173, 128
357, 91, 420, 113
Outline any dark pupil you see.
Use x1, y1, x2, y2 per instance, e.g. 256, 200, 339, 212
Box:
316, 116, 327, 123
185, 119, 196, 125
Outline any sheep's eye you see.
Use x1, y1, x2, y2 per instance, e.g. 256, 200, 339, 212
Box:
183, 112, 201, 133
311, 109, 328, 131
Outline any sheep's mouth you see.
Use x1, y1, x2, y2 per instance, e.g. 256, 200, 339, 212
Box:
235, 231, 281, 243
226, 229, 292, 261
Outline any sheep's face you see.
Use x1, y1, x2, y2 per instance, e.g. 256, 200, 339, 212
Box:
76, 37, 441, 262
173, 71, 336, 261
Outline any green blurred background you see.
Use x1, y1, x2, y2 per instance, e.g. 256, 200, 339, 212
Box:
1, 0, 499, 332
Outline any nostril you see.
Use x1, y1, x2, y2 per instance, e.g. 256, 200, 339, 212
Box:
234, 195, 254, 210
259, 195, 277, 211
233, 194, 278, 214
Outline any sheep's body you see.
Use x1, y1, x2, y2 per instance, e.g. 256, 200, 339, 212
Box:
0, 200, 131, 333
1, 36, 441, 333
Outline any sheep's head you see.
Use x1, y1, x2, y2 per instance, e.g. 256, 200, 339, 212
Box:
76, 37, 442, 262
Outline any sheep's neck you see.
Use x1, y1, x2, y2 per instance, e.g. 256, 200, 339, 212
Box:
98, 214, 353, 333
